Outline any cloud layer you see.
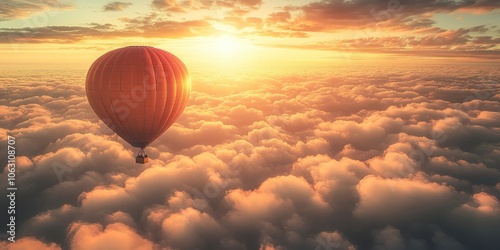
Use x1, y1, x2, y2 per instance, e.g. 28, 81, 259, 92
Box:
0, 64, 499, 249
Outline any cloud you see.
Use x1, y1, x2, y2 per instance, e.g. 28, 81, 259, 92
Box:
0, 0, 72, 20
1, 64, 499, 249
161, 208, 223, 249
102, 1, 133, 12
310, 231, 356, 250
267, 25, 500, 59
0, 16, 215, 43
152, 0, 211, 12
68, 222, 156, 250
372, 226, 406, 250
443, 192, 500, 249
469, 192, 500, 213
277, 0, 500, 32
427, 156, 500, 185
151, 0, 262, 14
0, 237, 61, 250
241, 1, 499, 59
354, 175, 462, 224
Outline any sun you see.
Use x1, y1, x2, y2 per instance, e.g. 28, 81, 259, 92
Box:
209, 35, 245, 56
184, 35, 258, 67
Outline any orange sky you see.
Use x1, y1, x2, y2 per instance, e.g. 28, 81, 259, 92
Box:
1, 2, 500, 250
0, 0, 499, 70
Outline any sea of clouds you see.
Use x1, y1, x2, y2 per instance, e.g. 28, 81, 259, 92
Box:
0, 63, 499, 250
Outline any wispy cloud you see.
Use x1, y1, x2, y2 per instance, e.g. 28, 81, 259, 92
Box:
102, 1, 133, 12
0, 17, 214, 43
0, 0, 72, 20
151, 0, 262, 14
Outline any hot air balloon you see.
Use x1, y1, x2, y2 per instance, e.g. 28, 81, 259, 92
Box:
85, 46, 191, 164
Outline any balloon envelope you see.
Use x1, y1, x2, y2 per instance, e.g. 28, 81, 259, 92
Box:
85, 46, 191, 149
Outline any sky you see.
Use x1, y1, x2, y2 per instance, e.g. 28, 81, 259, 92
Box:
0, 1, 500, 250
0, 0, 499, 69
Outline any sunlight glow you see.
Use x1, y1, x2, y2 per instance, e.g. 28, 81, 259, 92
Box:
209, 35, 246, 56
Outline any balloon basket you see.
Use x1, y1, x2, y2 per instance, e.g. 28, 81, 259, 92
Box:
136, 156, 149, 164
136, 150, 149, 164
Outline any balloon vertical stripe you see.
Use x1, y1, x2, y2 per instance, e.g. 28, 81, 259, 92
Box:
86, 46, 191, 150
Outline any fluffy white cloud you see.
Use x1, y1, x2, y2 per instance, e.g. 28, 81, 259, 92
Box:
68, 222, 156, 250
1, 65, 499, 249
0, 237, 61, 250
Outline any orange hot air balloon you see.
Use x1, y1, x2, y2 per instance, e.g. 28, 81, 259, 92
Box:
85, 46, 191, 164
